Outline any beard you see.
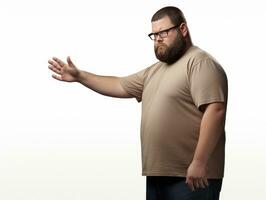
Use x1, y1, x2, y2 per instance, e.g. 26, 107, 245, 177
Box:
154, 32, 186, 64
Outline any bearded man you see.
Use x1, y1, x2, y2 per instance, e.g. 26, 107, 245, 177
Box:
48, 6, 228, 200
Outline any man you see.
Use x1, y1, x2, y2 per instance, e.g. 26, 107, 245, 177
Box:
48, 6, 228, 200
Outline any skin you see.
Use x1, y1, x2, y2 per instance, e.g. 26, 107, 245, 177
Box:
48, 15, 226, 192
186, 102, 226, 191
48, 57, 130, 98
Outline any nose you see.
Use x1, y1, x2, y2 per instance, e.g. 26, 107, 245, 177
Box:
154, 34, 163, 42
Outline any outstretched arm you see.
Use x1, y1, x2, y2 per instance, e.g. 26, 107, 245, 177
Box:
48, 56, 132, 98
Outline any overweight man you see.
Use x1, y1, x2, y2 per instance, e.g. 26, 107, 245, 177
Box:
48, 6, 228, 200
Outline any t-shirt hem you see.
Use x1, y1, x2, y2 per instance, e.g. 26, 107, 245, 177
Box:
142, 171, 186, 177
119, 78, 142, 102
197, 98, 226, 109
142, 171, 224, 179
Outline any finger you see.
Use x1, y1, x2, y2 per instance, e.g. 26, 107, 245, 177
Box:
48, 60, 62, 71
194, 179, 200, 189
190, 181, 195, 191
186, 178, 195, 191
48, 65, 61, 75
52, 57, 66, 67
52, 74, 63, 81
203, 178, 209, 187
67, 56, 75, 67
198, 179, 206, 189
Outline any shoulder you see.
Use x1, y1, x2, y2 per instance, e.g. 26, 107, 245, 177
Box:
186, 46, 215, 65
185, 46, 226, 75
141, 61, 164, 81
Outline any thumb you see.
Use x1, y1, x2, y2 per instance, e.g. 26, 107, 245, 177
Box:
67, 56, 75, 67
185, 176, 189, 184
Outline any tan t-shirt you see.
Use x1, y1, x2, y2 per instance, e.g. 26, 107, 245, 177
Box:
120, 46, 228, 178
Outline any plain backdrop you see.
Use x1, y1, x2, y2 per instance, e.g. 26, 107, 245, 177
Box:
0, 0, 265, 199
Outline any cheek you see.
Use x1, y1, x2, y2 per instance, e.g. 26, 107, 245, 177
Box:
163, 37, 175, 46
166, 33, 180, 45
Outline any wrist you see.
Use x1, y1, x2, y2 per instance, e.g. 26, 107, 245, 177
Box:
76, 69, 84, 83
191, 158, 208, 166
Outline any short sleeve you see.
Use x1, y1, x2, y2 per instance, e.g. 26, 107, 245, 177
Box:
189, 58, 228, 109
119, 68, 148, 102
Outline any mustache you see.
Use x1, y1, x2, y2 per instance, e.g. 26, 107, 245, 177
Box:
155, 43, 168, 51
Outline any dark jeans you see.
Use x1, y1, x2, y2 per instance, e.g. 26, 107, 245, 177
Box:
146, 176, 222, 200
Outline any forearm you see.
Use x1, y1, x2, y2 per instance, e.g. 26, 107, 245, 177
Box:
77, 70, 131, 98
192, 103, 226, 164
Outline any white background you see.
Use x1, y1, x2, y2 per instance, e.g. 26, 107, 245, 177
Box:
0, 0, 265, 199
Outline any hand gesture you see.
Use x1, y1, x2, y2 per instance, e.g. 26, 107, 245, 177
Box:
48, 56, 80, 82
186, 160, 209, 191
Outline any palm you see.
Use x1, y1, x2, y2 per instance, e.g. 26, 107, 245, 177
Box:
61, 63, 78, 82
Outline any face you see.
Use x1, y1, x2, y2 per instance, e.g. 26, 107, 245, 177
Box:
151, 16, 186, 64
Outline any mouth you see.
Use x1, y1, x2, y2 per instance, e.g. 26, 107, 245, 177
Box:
156, 44, 167, 53
156, 43, 167, 49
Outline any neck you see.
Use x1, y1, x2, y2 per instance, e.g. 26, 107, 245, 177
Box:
184, 37, 193, 53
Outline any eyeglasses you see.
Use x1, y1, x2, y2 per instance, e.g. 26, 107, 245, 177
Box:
148, 25, 179, 40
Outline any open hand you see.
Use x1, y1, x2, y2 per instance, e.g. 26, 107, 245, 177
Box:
48, 56, 79, 82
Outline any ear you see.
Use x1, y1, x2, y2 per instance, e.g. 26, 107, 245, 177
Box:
179, 23, 189, 37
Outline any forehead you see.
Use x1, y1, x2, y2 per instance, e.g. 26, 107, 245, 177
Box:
151, 16, 174, 32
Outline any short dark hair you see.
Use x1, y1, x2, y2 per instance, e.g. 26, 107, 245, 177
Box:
151, 6, 187, 26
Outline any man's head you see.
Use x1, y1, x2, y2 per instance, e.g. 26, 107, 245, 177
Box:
149, 6, 192, 64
